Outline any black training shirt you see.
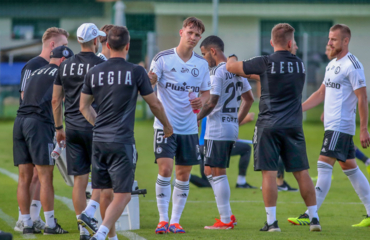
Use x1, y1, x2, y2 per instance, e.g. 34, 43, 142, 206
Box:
54, 52, 104, 131
17, 64, 59, 125
19, 56, 49, 104
243, 51, 306, 128
81, 58, 154, 144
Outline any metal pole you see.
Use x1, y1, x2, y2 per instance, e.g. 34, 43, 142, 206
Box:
302, 32, 308, 121
212, 0, 219, 35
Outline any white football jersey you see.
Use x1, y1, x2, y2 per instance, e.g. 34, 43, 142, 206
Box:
205, 62, 251, 141
150, 48, 211, 134
323, 52, 366, 136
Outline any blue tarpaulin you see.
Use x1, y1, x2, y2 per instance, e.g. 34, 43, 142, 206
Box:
0, 62, 26, 85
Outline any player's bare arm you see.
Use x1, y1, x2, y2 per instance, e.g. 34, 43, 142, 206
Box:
190, 90, 209, 111
302, 84, 326, 112
238, 90, 254, 126
354, 87, 370, 148
196, 94, 219, 121
226, 57, 250, 78
142, 92, 173, 138
79, 92, 97, 126
52, 84, 66, 146
148, 70, 158, 86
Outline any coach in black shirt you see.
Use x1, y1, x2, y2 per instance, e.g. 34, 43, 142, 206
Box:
52, 23, 105, 238
14, 46, 73, 235
226, 23, 320, 232
80, 26, 172, 240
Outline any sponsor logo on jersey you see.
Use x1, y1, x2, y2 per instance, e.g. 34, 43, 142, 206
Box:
335, 66, 341, 74
325, 79, 341, 89
165, 82, 200, 92
191, 68, 199, 77
324, 138, 328, 146
156, 147, 162, 154
181, 67, 189, 73
331, 65, 335, 70
171, 68, 176, 72
327, 67, 330, 71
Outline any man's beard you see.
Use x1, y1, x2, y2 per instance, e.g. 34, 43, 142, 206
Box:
330, 46, 342, 59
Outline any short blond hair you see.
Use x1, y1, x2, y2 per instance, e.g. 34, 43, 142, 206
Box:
330, 24, 351, 40
271, 23, 295, 47
42, 27, 69, 43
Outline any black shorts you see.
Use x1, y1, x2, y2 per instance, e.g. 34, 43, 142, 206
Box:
153, 129, 201, 166
204, 140, 234, 168
13, 117, 55, 166
92, 142, 137, 193
320, 130, 355, 162
66, 129, 92, 176
253, 126, 309, 172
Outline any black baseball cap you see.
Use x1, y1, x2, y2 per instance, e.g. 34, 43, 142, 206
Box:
50, 46, 74, 59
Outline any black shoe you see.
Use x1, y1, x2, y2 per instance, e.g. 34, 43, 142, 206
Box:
260, 220, 281, 232
77, 213, 98, 237
0, 231, 13, 240
278, 181, 298, 192
80, 234, 91, 240
236, 182, 257, 189
23, 226, 41, 234
43, 218, 68, 235
309, 218, 322, 232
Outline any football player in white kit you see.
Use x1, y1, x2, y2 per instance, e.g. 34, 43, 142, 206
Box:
149, 17, 211, 234
198, 35, 254, 229
288, 24, 370, 227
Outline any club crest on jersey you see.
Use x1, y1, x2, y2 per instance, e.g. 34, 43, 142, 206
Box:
191, 68, 199, 77
156, 147, 162, 154
335, 66, 341, 74
181, 67, 189, 73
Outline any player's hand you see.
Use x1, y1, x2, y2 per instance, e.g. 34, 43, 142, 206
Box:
163, 124, 173, 138
360, 129, 370, 149
190, 97, 202, 110
246, 112, 255, 122
320, 112, 324, 122
56, 129, 66, 147
148, 70, 158, 85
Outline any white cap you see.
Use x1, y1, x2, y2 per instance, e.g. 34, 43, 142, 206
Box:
77, 23, 106, 43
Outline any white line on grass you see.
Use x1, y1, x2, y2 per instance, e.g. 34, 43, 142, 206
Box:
142, 199, 363, 205
0, 209, 35, 239
0, 168, 147, 240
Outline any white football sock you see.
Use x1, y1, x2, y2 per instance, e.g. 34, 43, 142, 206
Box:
84, 199, 99, 218
108, 235, 118, 240
206, 175, 215, 189
237, 175, 246, 185
77, 215, 90, 235
344, 167, 370, 216
18, 207, 22, 222
44, 210, 55, 228
95, 225, 109, 240
315, 161, 333, 211
265, 207, 276, 225
21, 214, 32, 227
30, 200, 41, 222
170, 179, 189, 224
307, 205, 319, 221
156, 174, 171, 222
213, 175, 231, 223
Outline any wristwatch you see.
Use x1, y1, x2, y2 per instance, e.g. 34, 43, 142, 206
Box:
228, 54, 238, 60
55, 125, 63, 130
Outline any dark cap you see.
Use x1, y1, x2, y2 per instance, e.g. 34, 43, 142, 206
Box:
50, 46, 74, 59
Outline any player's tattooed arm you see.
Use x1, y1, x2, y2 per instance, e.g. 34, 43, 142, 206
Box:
238, 90, 254, 126
52, 84, 66, 146
302, 83, 326, 112
197, 94, 219, 121
354, 87, 370, 148
79, 93, 97, 126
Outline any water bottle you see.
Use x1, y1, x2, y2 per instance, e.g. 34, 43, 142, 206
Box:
188, 89, 200, 114
51, 141, 65, 160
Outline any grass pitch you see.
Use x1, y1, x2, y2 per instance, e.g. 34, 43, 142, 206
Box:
0, 116, 369, 239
